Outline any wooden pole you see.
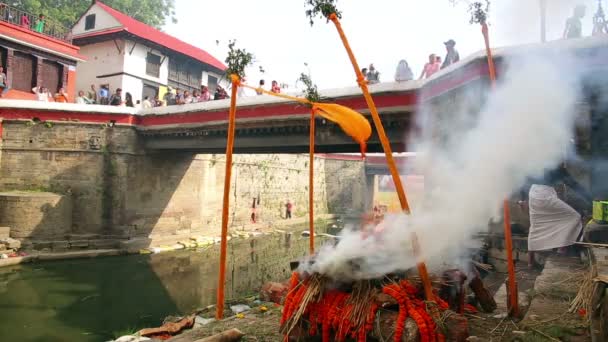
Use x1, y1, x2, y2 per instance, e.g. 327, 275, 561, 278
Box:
309, 109, 315, 254
482, 22, 519, 318
328, 13, 433, 301
216, 75, 239, 320
540, 0, 547, 42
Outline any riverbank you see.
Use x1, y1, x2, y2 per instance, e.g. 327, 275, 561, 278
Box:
0, 215, 338, 269
0, 221, 335, 341
126, 255, 591, 342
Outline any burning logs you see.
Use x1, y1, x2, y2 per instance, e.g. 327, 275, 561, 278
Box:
373, 311, 420, 342
281, 272, 471, 342
440, 270, 467, 314
468, 268, 497, 313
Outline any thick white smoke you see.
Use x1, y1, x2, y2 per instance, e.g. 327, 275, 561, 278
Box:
305, 54, 581, 281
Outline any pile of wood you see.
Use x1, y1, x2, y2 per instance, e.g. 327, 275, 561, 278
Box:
280, 267, 496, 342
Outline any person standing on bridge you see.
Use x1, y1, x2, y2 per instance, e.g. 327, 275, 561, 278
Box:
394, 59, 413, 82
271, 80, 281, 94
441, 39, 460, 69
257, 79, 265, 95
366, 64, 380, 84
564, 5, 586, 39
109, 88, 122, 106
34, 14, 45, 33
420, 54, 440, 79
200, 86, 211, 101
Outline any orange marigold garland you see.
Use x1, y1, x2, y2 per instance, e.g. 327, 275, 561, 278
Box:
281, 273, 464, 341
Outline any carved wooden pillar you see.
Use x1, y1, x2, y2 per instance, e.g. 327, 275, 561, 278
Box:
5, 48, 13, 88
35, 56, 43, 88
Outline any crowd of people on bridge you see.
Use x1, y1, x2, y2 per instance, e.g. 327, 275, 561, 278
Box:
2, 5, 600, 106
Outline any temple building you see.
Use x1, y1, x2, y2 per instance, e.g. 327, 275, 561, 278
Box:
0, 4, 84, 100
71, 0, 226, 102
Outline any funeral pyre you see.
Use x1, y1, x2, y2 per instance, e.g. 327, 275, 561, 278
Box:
280, 250, 496, 342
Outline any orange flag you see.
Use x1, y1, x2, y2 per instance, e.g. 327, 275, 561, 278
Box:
313, 103, 372, 155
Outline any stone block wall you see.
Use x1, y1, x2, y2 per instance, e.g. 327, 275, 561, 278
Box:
0, 120, 367, 245
324, 157, 368, 214
0, 192, 72, 239
0, 121, 140, 238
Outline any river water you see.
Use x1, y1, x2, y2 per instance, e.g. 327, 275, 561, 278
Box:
0, 228, 326, 341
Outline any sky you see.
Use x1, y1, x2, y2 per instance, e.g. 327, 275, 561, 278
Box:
164, 0, 600, 90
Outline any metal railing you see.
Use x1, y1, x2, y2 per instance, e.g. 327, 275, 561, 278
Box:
0, 3, 72, 43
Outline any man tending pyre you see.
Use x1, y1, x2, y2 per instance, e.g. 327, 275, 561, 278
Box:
519, 162, 591, 268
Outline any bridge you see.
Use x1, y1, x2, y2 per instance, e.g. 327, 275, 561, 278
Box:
0, 41, 499, 154
1, 35, 608, 251
2, 35, 608, 155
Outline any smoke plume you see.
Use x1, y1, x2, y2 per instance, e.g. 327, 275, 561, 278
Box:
304, 53, 582, 281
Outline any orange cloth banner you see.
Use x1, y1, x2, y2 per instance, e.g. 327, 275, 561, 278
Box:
238, 82, 372, 154
313, 103, 371, 155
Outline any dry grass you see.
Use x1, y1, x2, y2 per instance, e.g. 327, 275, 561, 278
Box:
569, 263, 596, 322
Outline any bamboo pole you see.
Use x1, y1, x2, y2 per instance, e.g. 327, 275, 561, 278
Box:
328, 13, 433, 301
309, 109, 316, 254
216, 75, 239, 320
482, 22, 519, 318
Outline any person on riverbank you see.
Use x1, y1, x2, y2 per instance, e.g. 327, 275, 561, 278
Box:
250, 198, 257, 223
519, 163, 591, 268
285, 200, 293, 219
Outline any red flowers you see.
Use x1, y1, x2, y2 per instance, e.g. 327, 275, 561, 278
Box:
282, 275, 451, 342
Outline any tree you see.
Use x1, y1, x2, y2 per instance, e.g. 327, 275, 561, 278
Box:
7, 0, 176, 29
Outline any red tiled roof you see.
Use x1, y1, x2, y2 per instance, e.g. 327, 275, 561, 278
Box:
86, 1, 226, 71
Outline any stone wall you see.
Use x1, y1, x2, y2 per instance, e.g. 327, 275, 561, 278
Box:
0, 121, 141, 240
324, 157, 368, 214
0, 192, 72, 239
0, 120, 366, 246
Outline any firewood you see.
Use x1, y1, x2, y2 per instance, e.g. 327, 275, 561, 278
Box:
468, 268, 496, 313
193, 328, 245, 342
371, 310, 420, 342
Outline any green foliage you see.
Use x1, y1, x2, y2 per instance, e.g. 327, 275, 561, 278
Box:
304, 0, 342, 26
298, 73, 320, 103
448, 0, 490, 24
225, 40, 254, 79
8, 0, 176, 28
468, 0, 490, 24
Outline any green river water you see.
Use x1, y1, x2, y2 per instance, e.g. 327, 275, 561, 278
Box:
0, 229, 323, 341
